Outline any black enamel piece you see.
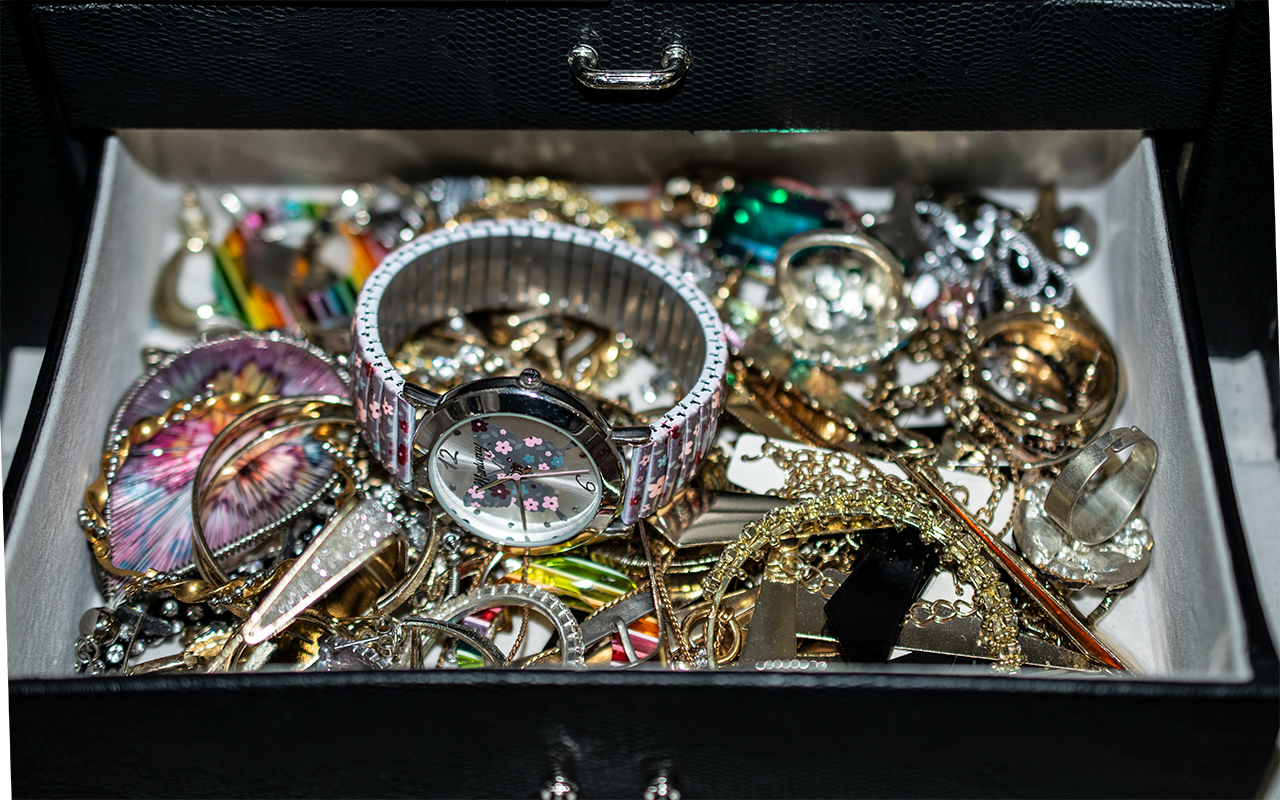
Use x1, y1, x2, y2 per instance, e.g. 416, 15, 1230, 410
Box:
824, 526, 939, 663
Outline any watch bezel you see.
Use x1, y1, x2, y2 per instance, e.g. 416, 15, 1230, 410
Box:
413, 375, 625, 547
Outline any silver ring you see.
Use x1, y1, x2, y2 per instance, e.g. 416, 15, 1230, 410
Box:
1043, 426, 1159, 545
420, 583, 586, 668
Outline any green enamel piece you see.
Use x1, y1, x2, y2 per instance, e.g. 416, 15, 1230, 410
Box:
709, 179, 842, 273
518, 556, 636, 612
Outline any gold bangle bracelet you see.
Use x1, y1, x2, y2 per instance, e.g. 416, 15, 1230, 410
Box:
962, 306, 1124, 466
197, 409, 439, 634
189, 395, 355, 585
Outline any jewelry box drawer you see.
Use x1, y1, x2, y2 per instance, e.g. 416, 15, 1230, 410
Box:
27, 2, 1234, 131
6, 130, 1277, 799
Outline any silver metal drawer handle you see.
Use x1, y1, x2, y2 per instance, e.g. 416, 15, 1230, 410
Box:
568, 43, 691, 90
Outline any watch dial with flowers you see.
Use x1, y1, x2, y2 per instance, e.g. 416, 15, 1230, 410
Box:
428, 414, 604, 546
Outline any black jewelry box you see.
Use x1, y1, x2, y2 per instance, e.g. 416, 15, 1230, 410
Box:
4, 4, 1277, 797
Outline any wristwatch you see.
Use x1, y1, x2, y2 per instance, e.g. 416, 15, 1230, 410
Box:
351, 220, 728, 549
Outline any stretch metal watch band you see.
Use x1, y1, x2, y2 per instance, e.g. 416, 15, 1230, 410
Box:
350, 220, 728, 523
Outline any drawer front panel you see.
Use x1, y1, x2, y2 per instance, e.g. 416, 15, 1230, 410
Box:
10, 671, 1280, 798
33, 1, 1233, 131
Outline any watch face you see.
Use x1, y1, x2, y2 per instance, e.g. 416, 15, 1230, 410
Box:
428, 414, 605, 546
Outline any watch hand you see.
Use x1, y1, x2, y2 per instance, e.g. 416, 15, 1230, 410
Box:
479, 474, 514, 492
483, 469, 583, 491
526, 469, 589, 480
515, 479, 529, 532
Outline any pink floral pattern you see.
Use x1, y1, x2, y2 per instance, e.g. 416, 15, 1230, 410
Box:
647, 476, 667, 499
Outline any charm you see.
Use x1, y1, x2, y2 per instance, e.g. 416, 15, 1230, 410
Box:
73, 605, 178, 675
501, 555, 638, 612
307, 635, 394, 672
896, 601, 1097, 672
739, 542, 803, 663
979, 228, 1074, 311
151, 188, 245, 336
677, 587, 758, 666
707, 178, 856, 277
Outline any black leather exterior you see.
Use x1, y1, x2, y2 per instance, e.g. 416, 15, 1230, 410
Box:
30, 1, 1234, 131
0, 4, 85, 400
0, 0, 1252, 380
1177, 1, 1277, 449
1182, 0, 1272, 356
9, 665, 1279, 798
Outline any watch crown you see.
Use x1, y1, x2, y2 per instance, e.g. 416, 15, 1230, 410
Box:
518, 368, 544, 389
